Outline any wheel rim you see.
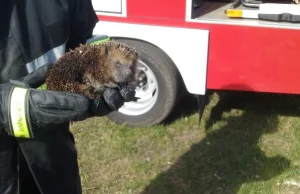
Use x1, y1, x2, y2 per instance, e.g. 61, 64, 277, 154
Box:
118, 60, 159, 116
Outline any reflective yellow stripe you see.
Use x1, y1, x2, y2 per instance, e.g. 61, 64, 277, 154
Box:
10, 87, 30, 138
37, 83, 47, 90
89, 37, 110, 45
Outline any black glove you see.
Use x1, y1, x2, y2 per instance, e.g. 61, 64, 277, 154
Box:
90, 85, 139, 117
0, 63, 91, 139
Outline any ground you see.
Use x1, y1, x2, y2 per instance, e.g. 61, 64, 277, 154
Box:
70, 90, 300, 194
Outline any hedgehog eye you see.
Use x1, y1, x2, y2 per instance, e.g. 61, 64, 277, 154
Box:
115, 61, 121, 67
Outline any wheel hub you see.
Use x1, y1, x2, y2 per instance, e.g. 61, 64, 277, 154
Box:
135, 70, 147, 89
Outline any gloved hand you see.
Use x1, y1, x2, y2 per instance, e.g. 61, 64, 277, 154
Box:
0, 63, 91, 139
22, 63, 139, 118
90, 85, 139, 116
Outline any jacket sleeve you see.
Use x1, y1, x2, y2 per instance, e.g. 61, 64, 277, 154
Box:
66, 0, 99, 50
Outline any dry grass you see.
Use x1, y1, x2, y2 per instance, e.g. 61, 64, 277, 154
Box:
71, 90, 300, 194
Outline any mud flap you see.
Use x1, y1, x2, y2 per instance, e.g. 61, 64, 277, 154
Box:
197, 94, 207, 127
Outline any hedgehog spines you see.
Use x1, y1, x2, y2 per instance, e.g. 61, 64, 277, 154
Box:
100, 40, 139, 61
45, 40, 139, 100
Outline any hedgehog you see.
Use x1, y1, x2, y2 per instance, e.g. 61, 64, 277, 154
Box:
45, 41, 139, 101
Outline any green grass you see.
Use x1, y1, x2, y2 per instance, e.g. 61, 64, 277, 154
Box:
71, 90, 300, 194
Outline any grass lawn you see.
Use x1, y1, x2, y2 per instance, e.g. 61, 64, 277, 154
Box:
71, 90, 300, 194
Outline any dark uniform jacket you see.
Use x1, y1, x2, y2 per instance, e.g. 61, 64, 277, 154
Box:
0, 0, 98, 193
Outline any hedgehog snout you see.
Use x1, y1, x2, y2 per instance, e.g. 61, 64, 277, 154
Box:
129, 64, 135, 72
117, 69, 135, 85
118, 70, 132, 84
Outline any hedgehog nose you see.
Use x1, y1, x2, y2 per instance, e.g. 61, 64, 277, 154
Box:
129, 65, 135, 72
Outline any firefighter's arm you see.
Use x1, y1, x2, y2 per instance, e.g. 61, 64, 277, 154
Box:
0, 65, 90, 138
0, 64, 137, 138
66, 0, 99, 50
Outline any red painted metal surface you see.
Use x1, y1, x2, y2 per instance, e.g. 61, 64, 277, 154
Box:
126, 0, 186, 21
97, 1, 300, 95
206, 24, 300, 94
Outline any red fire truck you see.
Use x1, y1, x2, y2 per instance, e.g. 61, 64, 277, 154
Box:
90, 0, 300, 127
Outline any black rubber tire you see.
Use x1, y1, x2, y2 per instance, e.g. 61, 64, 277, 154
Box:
107, 38, 182, 127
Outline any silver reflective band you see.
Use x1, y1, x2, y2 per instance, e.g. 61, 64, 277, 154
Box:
26, 43, 66, 73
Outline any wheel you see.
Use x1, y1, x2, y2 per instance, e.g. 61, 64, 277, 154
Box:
107, 38, 183, 127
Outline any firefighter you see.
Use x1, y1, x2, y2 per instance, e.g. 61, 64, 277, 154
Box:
0, 0, 136, 193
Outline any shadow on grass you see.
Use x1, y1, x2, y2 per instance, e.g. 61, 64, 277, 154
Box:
162, 90, 214, 125
206, 88, 300, 130
140, 85, 298, 194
